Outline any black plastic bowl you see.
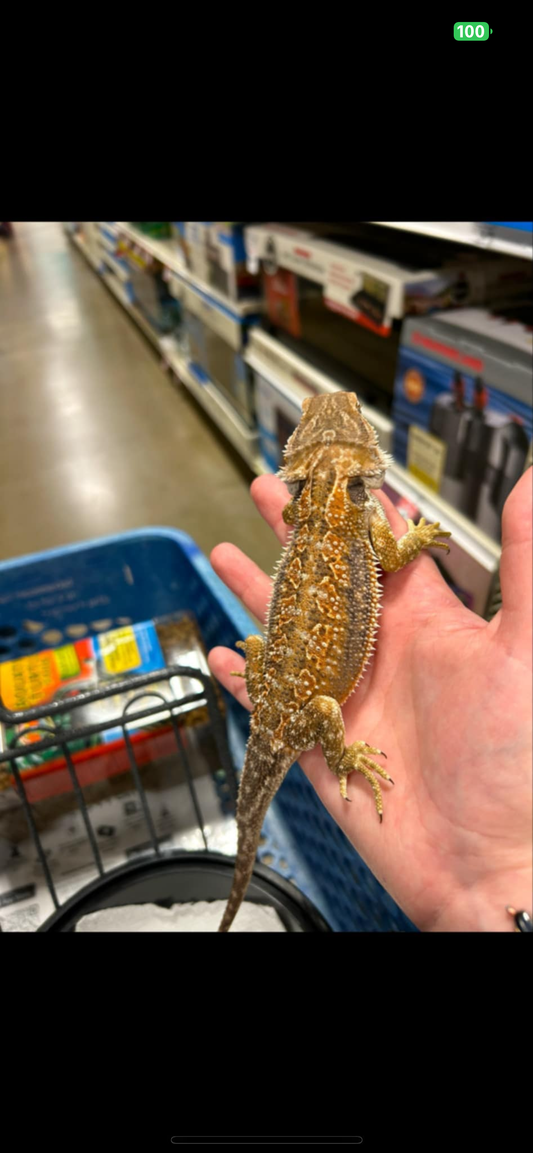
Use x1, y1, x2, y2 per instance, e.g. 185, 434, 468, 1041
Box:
37, 850, 332, 932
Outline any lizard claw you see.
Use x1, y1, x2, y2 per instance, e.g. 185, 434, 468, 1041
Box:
363, 741, 387, 758
334, 742, 394, 820
410, 519, 452, 555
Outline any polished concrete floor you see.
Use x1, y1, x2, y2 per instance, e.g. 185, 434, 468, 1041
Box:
0, 222, 279, 580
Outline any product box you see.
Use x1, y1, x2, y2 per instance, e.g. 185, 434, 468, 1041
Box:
0, 613, 223, 807
262, 265, 401, 406
180, 280, 260, 428
205, 222, 260, 303
392, 306, 533, 542
245, 223, 530, 409
246, 328, 393, 473
246, 223, 530, 331
181, 223, 261, 303
184, 222, 213, 282
117, 237, 180, 334
170, 222, 188, 265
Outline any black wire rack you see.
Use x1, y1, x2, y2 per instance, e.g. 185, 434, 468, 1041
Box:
0, 666, 238, 915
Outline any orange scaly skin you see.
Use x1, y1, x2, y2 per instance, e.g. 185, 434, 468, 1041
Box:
218, 392, 451, 932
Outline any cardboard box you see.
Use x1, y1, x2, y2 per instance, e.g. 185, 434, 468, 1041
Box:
205, 222, 260, 303
262, 266, 401, 405
184, 222, 212, 282
180, 223, 261, 304
246, 223, 530, 331
0, 614, 223, 806
392, 306, 533, 542
117, 237, 180, 334
181, 280, 260, 428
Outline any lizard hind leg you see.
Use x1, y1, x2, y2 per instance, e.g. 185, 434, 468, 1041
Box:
283, 695, 393, 821
231, 636, 265, 705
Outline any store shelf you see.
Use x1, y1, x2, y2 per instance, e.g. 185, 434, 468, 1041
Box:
98, 221, 118, 237
370, 222, 533, 260
68, 226, 513, 546
115, 223, 261, 317
72, 231, 101, 271
71, 226, 264, 471
101, 269, 161, 348
160, 339, 264, 474
101, 250, 131, 283
99, 230, 119, 255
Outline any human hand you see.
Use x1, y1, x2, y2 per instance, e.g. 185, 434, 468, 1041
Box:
208, 470, 532, 932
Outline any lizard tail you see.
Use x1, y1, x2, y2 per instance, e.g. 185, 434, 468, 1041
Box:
218, 746, 291, 933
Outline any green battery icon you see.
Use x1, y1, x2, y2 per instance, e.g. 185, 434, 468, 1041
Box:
454, 22, 493, 40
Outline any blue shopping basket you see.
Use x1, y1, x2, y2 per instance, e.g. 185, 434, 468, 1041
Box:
0, 528, 416, 931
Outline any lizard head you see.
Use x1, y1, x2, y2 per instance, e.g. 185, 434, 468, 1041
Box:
281, 391, 391, 488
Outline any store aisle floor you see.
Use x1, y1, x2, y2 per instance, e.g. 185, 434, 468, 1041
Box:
0, 223, 279, 587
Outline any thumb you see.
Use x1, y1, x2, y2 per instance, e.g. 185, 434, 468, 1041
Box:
497, 467, 532, 654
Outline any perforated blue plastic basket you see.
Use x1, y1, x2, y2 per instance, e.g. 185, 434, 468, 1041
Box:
0, 528, 416, 932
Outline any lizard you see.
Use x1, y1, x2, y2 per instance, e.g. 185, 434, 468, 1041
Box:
218, 391, 451, 932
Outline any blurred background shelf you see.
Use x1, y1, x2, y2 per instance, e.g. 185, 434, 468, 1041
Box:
370, 222, 533, 260
101, 268, 161, 348
115, 222, 261, 317
160, 339, 265, 475
67, 219, 533, 620
72, 230, 101, 271
72, 227, 264, 471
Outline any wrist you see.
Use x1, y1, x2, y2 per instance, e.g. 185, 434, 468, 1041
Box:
424, 865, 532, 932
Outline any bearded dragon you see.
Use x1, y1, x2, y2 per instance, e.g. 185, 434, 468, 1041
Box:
218, 391, 451, 932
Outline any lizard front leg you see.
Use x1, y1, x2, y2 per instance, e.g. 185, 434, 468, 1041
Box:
231, 636, 265, 705
369, 500, 451, 572
283, 695, 392, 820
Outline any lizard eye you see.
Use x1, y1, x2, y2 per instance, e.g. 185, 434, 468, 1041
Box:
285, 479, 305, 499
347, 479, 367, 506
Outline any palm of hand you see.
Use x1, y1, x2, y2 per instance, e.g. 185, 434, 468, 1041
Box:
209, 471, 532, 932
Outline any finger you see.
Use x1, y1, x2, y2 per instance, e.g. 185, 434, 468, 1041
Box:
497, 467, 532, 646
251, 475, 291, 544
208, 646, 252, 711
210, 542, 271, 623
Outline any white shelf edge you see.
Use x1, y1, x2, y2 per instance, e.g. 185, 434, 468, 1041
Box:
72, 231, 101, 271
101, 250, 130, 283
115, 222, 261, 316
161, 342, 263, 474
370, 221, 532, 261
